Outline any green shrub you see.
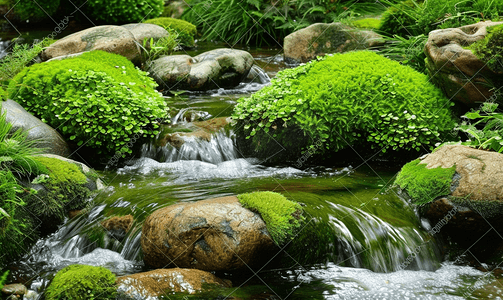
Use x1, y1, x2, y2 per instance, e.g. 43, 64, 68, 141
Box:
237, 191, 303, 245
144, 17, 196, 48
394, 159, 456, 205
45, 264, 117, 300
8, 50, 169, 159
10, 0, 60, 22
78, 0, 163, 24
469, 24, 503, 74
379, 0, 421, 37
233, 51, 456, 161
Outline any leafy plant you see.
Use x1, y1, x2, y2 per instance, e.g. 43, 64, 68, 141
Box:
0, 270, 8, 290
143, 17, 197, 48
9, 0, 60, 22
8, 50, 169, 160
142, 34, 180, 62
378, 34, 428, 73
232, 51, 457, 162
469, 24, 503, 74
45, 264, 117, 300
76, 0, 163, 24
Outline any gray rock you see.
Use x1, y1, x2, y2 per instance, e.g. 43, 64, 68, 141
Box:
1, 283, 27, 296
283, 22, 383, 64
147, 48, 254, 90
41, 25, 141, 63
121, 23, 170, 48
1, 99, 70, 157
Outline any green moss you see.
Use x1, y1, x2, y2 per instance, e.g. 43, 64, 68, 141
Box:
144, 17, 197, 47
468, 24, 503, 74
352, 18, 381, 29
237, 191, 304, 245
35, 157, 87, 185
45, 264, 117, 300
394, 159, 456, 205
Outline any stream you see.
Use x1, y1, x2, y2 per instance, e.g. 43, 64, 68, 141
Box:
4, 41, 503, 299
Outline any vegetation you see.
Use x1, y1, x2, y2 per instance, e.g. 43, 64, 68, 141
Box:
378, 34, 428, 73
143, 35, 180, 62
0, 270, 8, 290
10, 0, 60, 22
8, 50, 169, 159
144, 17, 197, 48
45, 264, 117, 300
394, 159, 457, 205
237, 191, 304, 245
352, 18, 381, 29
77, 0, 163, 24
469, 24, 503, 74
233, 51, 456, 162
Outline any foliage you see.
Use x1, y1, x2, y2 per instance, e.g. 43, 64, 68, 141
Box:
45, 264, 117, 300
394, 159, 456, 205
233, 51, 456, 161
182, 0, 386, 46
144, 17, 197, 48
378, 34, 428, 73
143, 34, 180, 62
0, 270, 8, 290
78, 0, 163, 24
456, 102, 503, 152
469, 24, 503, 73
237, 191, 304, 245
379, 0, 420, 36
9, 0, 60, 22
352, 18, 381, 29
8, 50, 169, 159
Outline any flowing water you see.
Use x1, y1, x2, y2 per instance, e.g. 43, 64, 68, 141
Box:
6, 42, 503, 299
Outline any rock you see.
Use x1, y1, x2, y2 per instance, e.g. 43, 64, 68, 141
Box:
1, 99, 71, 157
116, 268, 231, 299
141, 196, 275, 271
1, 283, 27, 296
425, 21, 503, 105
101, 215, 134, 240
283, 22, 383, 64
163, 1, 188, 19
121, 23, 169, 47
147, 48, 254, 90
41, 25, 141, 63
156, 117, 231, 148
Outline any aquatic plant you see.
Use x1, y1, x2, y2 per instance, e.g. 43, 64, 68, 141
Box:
45, 264, 117, 300
143, 17, 197, 48
8, 50, 169, 160
237, 191, 304, 245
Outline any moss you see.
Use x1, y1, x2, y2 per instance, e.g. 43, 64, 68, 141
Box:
45, 264, 117, 300
34, 157, 87, 185
352, 18, 381, 29
394, 159, 457, 205
468, 24, 503, 74
143, 17, 197, 47
237, 191, 304, 245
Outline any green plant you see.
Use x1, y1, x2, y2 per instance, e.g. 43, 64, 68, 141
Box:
8, 50, 169, 159
469, 24, 503, 74
233, 51, 456, 161
237, 191, 304, 245
144, 17, 196, 48
352, 18, 381, 29
0, 270, 8, 289
9, 0, 60, 22
45, 264, 117, 300
378, 0, 421, 37
394, 159, 457, 205
76, 0, 163, 24
378, 34, 428, 73
143, 34, 180, 61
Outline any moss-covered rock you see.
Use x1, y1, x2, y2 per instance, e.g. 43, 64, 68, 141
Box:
143, 17, 197, 48
45, 264, 116, 300
237, 191, 304, 245
469, 23, 503, 74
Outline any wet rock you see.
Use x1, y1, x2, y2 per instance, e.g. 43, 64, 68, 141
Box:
147, 48, 254, 90
41, 25, 141, 63
283, 22, 383, 64
116, 268, 231, 299
156, 117, 231, 148
121, 23, 169, 48
1, 283, 27, 296
101, 215, 134, 241
1, 99, 71, 157
141, 196, 275, 271
425, 21, 503, 105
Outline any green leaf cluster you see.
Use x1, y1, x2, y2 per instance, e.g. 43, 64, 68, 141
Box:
142, 34, 180, 62
143, 17, 197, 48
75, 0, 163, 24
394, 159, 456, 205
8, 50, 169, 159
237, 191, 304, 245
9, 0, 60, 22
0, 270, 8, 290
232, 51, 456, 160
45, 264, 117, 300
468, 24, 503, 74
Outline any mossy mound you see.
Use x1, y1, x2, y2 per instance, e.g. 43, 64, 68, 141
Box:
352, 18, 381, 29
237, 191, 304, 245
45, 264, 117, 300
394, 159, 457, 205
144, 17, 197, 47
469, 24, 503, 74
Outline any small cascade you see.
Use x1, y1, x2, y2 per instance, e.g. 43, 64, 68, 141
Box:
209, 65, 271, 96
171, 108, 211, 125
141, 129, 238, 164
0, 39, 9, 60
246, 64, 271, 84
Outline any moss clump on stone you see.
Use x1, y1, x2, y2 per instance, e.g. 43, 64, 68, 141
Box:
143, 17, 197, 47
45, 264, 117, 300
237, 191, 303, 245
394, 159, 456, 205
352, 18, 381, 29
469, 24, 503, 73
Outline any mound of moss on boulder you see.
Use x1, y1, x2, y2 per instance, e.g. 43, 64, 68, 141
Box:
8, 50, 168, 162
144, 17, 197, 48
233, 51, 456, 163
469, 23, 503, 74
45, 264, 116, 300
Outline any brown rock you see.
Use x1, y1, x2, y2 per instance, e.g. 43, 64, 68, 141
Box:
101, 215, 134, 240
156, 117, 231, 148
283, 22, 383, 64
425, 21, 503, 105
116, 268, 231, 299
2, 283, 27, 296
141, 196, 275, 271
41, 25, 141, 63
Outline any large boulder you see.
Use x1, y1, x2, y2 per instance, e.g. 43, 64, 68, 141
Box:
41, 25, 141, 63
425, 21, 503, 105
141, 196, 275, 271
121, 23, 169, 47
147, 48, 254, 90
283, 22, 383, 64
116, 268, 231, 299
1, 99, 70, 157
